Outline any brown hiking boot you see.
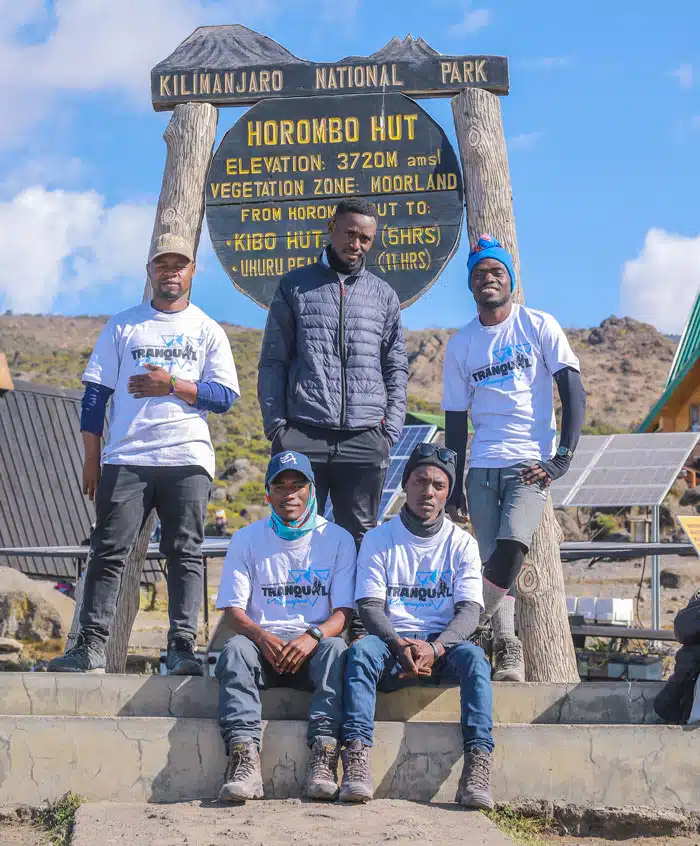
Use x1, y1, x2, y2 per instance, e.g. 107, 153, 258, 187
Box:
492, 636, 525, 682
303, 737, 340, 800
339, 739, 373, 802
218, 741, 264, 801
456, 748, 494, 809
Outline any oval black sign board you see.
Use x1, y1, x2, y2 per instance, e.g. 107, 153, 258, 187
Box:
206, 92, 464, 309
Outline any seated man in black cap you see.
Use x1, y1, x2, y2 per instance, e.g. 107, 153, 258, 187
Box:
214, 450, 356, 801
338, 443, 494, 808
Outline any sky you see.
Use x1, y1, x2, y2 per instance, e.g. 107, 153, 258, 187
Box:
0, 0, 698, 335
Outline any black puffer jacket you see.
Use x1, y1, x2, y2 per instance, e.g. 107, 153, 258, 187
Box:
257, 256, 408, 443
654, 589, 700, 723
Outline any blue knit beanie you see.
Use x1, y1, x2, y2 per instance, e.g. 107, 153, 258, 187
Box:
467, 234, 516, 292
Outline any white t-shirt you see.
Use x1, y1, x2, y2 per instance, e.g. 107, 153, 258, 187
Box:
83, 302, 239, 479
355, 517, 483, 635
216, 517, 357, 637
442, 304, 580, 468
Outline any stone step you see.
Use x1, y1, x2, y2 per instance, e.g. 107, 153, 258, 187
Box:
2, 673, 662, 723
0, 716, 696, 809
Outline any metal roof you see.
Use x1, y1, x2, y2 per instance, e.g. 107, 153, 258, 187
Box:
640, 288, 700, 431
0, 380, 162, 583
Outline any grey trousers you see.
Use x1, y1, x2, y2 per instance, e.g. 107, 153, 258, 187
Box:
79, 463, 210, 646
215, 633, 347, 750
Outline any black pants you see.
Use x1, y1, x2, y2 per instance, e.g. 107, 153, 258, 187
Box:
80, 464, 211, 646
271, 422, 389, 548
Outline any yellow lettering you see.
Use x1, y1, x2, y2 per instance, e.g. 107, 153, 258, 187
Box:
213, 74, 222, 94
272, 70, 283, 91
280, 120, 295, 146
380, 66, 390, 86
249, 73, 259, 93
391, 64, 404, 86
199, 73, 211, 94
312, 118, 327, 144
210, 183, 220, 199
440, 62, 451, 84
160, 75, 171, 96
327, 68, 338, 89
316, 67, 327, 89
462, 61, 474, 83
248, 121, 262, 146
329, 118, 342, 144
450, 63, 461, 84
475, 59, 487, 82
366, 65, 378, 87
180, 74, 191, 96
224, 73, 234, 94
354, 66, 365, 87
263, 120, 278, 145
297, 120, 310, 144
259, 71, 271, 92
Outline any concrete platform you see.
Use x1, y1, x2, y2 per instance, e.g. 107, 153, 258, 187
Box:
1, 673, 662, 723
1, 716, 697, 809
72, 799, 516, 846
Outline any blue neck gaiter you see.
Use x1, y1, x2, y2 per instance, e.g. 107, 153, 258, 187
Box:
269, 486, 320, 541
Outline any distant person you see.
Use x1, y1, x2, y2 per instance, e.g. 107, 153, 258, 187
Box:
442, 235, 586, 681
214, 509, 229, 536
258, 197, 408, 554
339, 444, 493, 808
215, 451, 355, 801
49, 233, 239, 676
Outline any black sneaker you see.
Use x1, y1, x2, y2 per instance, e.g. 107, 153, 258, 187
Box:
166, 639, 203, 676
48, 635, 106, 673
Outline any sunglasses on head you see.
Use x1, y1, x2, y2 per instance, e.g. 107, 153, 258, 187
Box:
413, 443, 457, 465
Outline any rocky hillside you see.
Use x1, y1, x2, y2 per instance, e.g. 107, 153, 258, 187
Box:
405, 316, 677, 433
0, 312, 676, 462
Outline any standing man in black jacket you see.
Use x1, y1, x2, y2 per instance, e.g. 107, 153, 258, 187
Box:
258, 197, 408, 550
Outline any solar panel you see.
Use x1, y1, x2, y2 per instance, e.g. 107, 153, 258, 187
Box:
323, 424, 438, 523
550, 433, 699, 508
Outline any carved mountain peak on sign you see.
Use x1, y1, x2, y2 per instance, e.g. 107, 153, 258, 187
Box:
152, 25, 308, 72
366, 35, 441, 64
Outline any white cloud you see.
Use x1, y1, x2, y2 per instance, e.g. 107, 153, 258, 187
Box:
509, 131, 544, 151
621, 229, 700, 334
0, 185, 155, 312
449, 4, 491, 36
671, 63, 693, 90
0, 0, 275, 145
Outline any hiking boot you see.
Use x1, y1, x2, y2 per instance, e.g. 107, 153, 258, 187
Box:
303, 737, 340, 800
456, 748, 494, 809
218, 741, 264, 801
339, 739, 373, 802
166, 639, 203, 676
47, 635, 106, 673
492, 636, 525, 682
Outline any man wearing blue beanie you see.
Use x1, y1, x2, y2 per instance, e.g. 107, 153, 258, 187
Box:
442, 234, 586, 681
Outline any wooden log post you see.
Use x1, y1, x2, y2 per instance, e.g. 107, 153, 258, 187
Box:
451, 88, 579, 683
68, 103, 218, 673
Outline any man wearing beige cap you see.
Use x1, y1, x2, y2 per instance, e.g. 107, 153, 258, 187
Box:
49, 234, 240, 675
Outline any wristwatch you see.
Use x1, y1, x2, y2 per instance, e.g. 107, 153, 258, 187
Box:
306, 626, 324, 642
556, 446, 574, 460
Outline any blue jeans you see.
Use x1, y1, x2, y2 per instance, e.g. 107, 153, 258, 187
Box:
342, 634, 494, 752
215, 634, 347, 751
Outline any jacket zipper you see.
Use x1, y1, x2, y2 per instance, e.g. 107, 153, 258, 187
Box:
339, 279, 347, 427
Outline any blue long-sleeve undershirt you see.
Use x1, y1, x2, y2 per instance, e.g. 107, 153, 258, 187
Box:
80, 379, 236, 437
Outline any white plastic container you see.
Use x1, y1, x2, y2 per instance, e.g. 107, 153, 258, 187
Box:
595, 597, 634, 626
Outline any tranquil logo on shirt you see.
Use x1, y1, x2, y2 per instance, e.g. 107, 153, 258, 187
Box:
387, 567, 453, 610
130, 333, 205, 370
472, 343, 533, 388
262, 567, 330, 608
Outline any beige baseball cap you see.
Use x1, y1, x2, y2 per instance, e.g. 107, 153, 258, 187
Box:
149, 232, 195, 263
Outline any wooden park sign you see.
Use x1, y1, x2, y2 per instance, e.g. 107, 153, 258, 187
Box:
206, 92, 464, 308
151, 25, 509, 111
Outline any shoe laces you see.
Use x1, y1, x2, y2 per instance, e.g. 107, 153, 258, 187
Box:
309, 741, 337, 780
226, 744, 257, 781
344, 742, 369, 781
168, 640, 195, 659
496, 638, 522, 670
463, 749, 491, 790
68, 634, 98, 657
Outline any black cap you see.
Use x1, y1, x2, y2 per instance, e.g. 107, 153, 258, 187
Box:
401, 444, 457, 497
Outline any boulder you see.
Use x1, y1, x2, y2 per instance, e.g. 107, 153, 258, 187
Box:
0, 567, 75, 641
680, 486, 700, 507
660, 569, 682, 589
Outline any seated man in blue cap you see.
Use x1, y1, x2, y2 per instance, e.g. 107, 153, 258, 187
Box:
340, 443, 494, 809
214, 450, 356, 801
